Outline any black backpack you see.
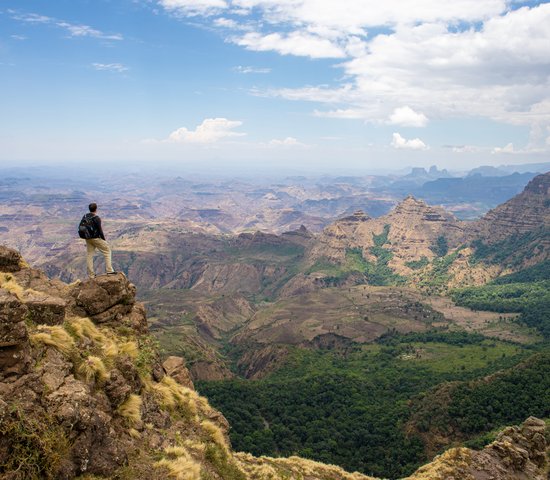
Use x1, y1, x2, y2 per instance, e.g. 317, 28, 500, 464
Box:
78, 214, 97, 239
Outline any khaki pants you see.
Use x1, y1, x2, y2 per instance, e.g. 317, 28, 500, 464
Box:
85, 238, 114, 277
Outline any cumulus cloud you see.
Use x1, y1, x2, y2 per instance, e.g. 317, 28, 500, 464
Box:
234, 31, 346, 58
155, 1, 550, 150
491, 142, 515, 154
391, 133, 429, 150
166, 118, 245, 143
388, 106, 428, 127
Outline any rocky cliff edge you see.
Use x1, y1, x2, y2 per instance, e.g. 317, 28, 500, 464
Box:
0, 245, 547, 480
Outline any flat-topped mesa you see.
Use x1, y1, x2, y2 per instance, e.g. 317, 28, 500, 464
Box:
338, 209, 370, 223
322, 210, 370, 240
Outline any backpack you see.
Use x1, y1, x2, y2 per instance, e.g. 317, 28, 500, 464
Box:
78, 214, 97, 239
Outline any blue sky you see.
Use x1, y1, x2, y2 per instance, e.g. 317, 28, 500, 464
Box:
1, 0, 549, 172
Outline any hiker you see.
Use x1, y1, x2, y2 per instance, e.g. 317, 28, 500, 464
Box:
78, 203, 116, 278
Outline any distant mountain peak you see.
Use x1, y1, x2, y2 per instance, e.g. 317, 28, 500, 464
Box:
391, 195, 456, 223
338, 210, 370, 223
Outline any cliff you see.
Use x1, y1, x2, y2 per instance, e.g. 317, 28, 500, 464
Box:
0, 245, 547, 480
470, 171, 550, 243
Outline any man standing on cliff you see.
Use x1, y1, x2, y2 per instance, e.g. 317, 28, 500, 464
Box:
78, 203, 116, 278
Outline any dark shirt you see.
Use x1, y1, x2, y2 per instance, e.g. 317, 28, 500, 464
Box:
85, 213, 105, 240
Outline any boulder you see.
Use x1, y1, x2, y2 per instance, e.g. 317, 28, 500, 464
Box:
71, 273, 136, 323
0, 245, 22, 273
22, 292, 66, 325
162, 356, 194, 389
0, 289, 30, 378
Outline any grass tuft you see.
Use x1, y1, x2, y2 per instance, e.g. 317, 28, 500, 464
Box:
118, 394, 142, 427
149, 376, 197, 417
68, 317, 106, 343
155, 446, 202, 480
0, 272, 24, 299
30, 326, 75, 356
201, 419, 227, 449
118, 340, 139, 358
79, 355, 109, 383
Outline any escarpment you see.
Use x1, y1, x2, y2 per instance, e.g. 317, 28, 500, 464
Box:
0, 245, 548, 480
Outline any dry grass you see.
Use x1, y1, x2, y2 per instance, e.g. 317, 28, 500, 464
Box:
149, 376, 197, 417
118, 394, 142, 427
0, 273, 24, 299
235, 453, 377, 480
182, 439, 206, 453
118, 340, 138, 358
405, 447, 473, 480
30, 326, 75, 356
155, 446, 202, 480
201, 420, 227, 449
69, 317, 107, 343
79, 355, 109, 383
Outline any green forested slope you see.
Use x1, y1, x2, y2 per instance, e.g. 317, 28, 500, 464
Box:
198, 334, 545, 478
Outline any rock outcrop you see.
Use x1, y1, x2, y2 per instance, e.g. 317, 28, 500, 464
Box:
0, 246, 23, 272
308, 197, 464, 275
405, 417, 548, 480
471, 171, 550, 243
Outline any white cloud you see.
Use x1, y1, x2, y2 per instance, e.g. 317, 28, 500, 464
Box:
491, 142, 515, 154
234, 65, 271, 74
391, 132, 429, 150
234, 31, 346, 58
229, 0, 506, 31
268, 136, 307, 147
57, 22, 123, 40
166, 118, 245, 143
155, 1, 550, 150
10, 12, 52, 23
214, 17, 239, 28
160, 0, 227, 16
388, 106, 428, 127
10, 10, 123, 40
11, 34, 27, 40
92, 63, 128, 73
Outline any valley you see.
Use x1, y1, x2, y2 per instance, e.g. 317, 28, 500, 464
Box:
0, 164, 549, 478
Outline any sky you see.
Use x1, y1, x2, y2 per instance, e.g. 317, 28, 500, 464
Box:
1, 0, 550, 172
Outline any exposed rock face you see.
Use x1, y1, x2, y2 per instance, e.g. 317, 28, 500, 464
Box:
162, 356, 194, 389
71, 272, 136, 323
22, 291, 66, 325
237, 345, 289, 379
190, 262, 287, 295
0, 245, 22, 273
405, 417, 548, 480
189, 360, 234, 381
308, 198, 464, 276
471, 171, 550, 243
193, 294, 254, 340
0, 289, 30, 378
279, 271, 367, 298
